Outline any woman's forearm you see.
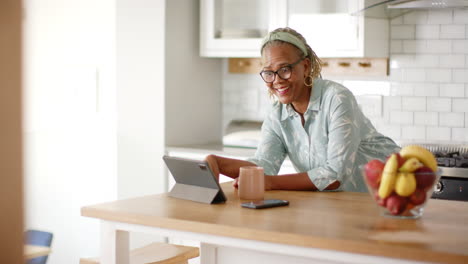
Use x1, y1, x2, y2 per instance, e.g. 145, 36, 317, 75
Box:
267, 173, 340, 191
206, 154, 256, 179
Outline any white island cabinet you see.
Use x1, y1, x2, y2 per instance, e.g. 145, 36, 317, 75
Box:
200, 0, 389, 58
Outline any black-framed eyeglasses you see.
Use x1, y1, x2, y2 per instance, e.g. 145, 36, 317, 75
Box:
259, 57, 305, 83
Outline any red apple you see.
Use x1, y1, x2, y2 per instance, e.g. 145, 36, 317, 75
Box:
415, 167, 436, 191
364, 159, 385, 188
374, 192, 388, 207
409, 188, 427, 206
386, 194, 408, 215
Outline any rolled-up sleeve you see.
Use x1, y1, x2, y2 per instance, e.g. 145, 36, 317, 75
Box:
307, 90, 361, 191
246, 119, 286, 176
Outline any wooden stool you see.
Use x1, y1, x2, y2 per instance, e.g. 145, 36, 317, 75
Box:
80, 242, 199, 264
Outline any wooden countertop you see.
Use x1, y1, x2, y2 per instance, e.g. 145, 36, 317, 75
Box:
82, 183, 468, 264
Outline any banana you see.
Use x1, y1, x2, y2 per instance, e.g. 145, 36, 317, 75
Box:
395, 172, 417, 197
400, 145, 438, 172
398, 157, 423, 172
378, 154, 398, 199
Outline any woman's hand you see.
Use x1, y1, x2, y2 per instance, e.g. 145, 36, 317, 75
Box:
205, 154, 220, 182
264, 175, 274, 190
232, 177, 239, 189
233, 175, 272, 190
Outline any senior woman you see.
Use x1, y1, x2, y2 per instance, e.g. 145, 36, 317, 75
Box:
206, 27, 399, 192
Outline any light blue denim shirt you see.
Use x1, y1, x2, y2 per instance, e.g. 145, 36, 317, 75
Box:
247, 79, 400, 192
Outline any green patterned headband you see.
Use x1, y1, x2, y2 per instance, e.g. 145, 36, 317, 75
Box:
261, 31, 308, 56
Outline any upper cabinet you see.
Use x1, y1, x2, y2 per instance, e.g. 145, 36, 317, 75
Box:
200, 0, 288, 57
200, 0, 389, 58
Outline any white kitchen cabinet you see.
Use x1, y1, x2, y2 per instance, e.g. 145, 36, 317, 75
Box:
200, 0, 389, 58
200, 0, 288, 57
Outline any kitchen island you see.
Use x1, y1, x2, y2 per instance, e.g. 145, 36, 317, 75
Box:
81, 182, 468, 264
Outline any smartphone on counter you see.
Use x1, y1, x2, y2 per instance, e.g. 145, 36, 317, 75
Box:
241, 199, 289, 209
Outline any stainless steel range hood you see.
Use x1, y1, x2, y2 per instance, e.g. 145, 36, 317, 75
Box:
354, 0, 468, 18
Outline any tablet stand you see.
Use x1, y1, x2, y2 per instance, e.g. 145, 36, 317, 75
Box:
169, 183, 226, 204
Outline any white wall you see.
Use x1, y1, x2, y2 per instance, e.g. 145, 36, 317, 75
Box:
22, 0, 226, 262
116, 0, 166, 199
222, 9, 468, 144
23, 0, 117, 263
116, 0, 167, 249
165, 0, 223, 146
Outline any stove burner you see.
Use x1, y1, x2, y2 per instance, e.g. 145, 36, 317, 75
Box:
434, 151, 468, 168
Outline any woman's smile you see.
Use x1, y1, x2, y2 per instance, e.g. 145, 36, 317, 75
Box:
275, 86, 290, 95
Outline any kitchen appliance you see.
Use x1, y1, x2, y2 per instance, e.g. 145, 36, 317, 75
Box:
223, 120, 262, 149
405, 143, 468, 202
354, 0, 468, 18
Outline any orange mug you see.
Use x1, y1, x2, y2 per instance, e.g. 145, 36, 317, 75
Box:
238, 166, 264, 200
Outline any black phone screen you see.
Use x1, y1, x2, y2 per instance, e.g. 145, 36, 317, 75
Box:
241, 199, 289, 209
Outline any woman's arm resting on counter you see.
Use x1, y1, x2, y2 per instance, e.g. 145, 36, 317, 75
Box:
206, 155, 340, 191
265, 173, 340, 191
205, 154, 256, 181
230, 172, 340, 191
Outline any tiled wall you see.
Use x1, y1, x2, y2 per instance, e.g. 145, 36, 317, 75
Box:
222, 9, 468, 144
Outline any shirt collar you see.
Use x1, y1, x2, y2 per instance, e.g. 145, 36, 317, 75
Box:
280, 80, 322, 121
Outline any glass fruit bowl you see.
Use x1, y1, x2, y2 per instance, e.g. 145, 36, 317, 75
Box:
360, 159, 441, 219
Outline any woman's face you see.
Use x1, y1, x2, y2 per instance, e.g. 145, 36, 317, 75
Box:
261, 43, 310, 105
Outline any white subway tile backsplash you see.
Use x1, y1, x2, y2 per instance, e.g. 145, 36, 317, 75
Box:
427, 97, 452, 112
416, 25, 439, 39
453, 99, 468, 112
414, 112, 438, 126
427, 10, 453, 25
427, 127, 451, 141
390, 54, 414, 68
452, 128, 468, 142
439, 54, 465, 68
403, 11, 428, 25
413, 83, 439, 97
391, 83, 414, 96
441, 25, 465, 39
426, 40, 452, 53
391, 25, 415, 39
454, 9, 468, 24
390, 111, 414, 124
391, 16, 404, 25
453, 69, 468, 83
453, 40, 468, 53
402, 69, 426, 82
391, 54, 439, 69
388, 68, 403, 81
426, 69, 452, 82
343, 81, 391, 96
384, 96, 402, 110
377, 124, 401, 141
440, 84, 465, 97
439, 112, 465, 127
390, 40, 403, 53
466, 113, 468, 128
403, 40, 426, 53
401, 126, 426, 140
402, 97, 426, 111
415, 54, 439, 68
